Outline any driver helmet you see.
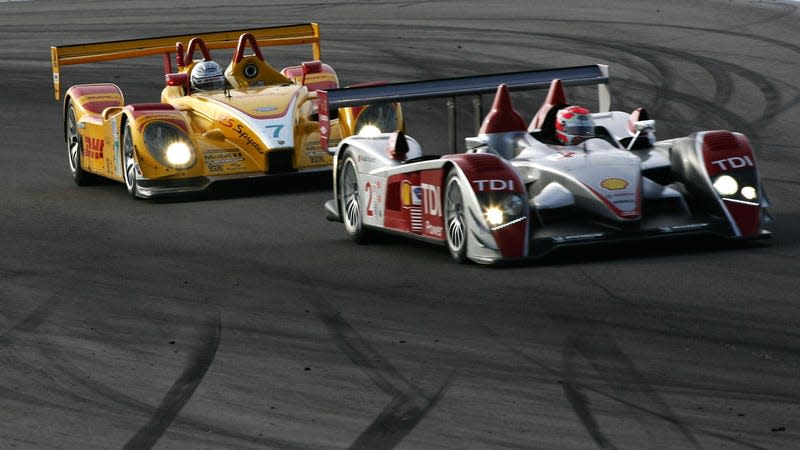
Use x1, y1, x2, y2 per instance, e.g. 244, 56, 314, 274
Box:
190, 60, 226, 91
555, 105, 595, 145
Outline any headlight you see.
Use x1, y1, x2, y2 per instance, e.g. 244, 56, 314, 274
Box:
483, 194, 527, 229
503, 194, 525, 216
166, 142, 192, 166
354, 104, 398, 135
712, 174, 738, 197
741, 186, 757, 200
357, 124, 382, 138
143, 122, 196, 170
485, 207, 504, 226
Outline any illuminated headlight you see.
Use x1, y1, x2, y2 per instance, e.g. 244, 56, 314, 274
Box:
166, 142, 192, 166
357, 124, 382, 138
354, 104, 398, 136
741, 186, 757, 200
713, 175, 738, 197
484, 194, 526, 228
485, 207, 504, 226
143, 122, 196, 170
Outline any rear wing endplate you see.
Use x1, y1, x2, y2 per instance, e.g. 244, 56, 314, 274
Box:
50, 22, 321, 100
318, 64, 609, 153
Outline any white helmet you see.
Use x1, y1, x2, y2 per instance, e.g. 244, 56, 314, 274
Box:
190, 60, 225, 91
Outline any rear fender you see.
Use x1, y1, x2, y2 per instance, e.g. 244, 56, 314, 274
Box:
63, 84, 125, 175
63, 83, 124, 120
442, 153, 530, 261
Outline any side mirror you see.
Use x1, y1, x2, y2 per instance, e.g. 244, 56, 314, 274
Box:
634, 119, 656, 133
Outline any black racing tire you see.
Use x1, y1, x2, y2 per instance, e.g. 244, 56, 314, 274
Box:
444, 171, 469, 263
339, 154, 371, 243
65, 101, 95, 186
122, 122, 141, 199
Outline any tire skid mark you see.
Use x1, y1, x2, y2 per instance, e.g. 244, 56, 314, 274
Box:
562, 324, 702, 450
123, 313, 221, 450
486, 323, 775, 450
304, 286, 450, 450
22, 305, 296, 448
336, 21, 799, 138
0, 270, 198, 420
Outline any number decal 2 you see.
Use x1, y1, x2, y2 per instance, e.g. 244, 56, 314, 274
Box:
365, 182, 374, 216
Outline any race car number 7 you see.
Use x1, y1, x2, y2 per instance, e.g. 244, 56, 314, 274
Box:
264, 124, 283, 138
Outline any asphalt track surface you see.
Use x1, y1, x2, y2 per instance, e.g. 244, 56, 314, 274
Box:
2, 1, 799, 449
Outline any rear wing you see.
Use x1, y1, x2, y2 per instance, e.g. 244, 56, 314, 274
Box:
50, 22, 321, 100
318, 64, 609, 153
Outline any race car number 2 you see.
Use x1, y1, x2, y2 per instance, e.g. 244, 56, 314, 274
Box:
362, 179, 384, 222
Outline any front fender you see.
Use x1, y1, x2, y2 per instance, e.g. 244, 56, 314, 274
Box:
122, 104, 199, 180
442, 153, 530, 261
670, 130, 766, 238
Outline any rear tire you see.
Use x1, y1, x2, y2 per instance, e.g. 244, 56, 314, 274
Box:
339, 155, 371, 243
444, 171, 469, 263
65, 102, 94, 186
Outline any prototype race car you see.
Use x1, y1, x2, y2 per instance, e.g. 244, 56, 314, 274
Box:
51, 23, 403, 198
319, 65, 771, 264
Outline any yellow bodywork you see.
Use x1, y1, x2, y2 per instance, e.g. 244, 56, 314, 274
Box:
53, 24, 386, 197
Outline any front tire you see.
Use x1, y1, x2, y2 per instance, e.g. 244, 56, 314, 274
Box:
122, 122, 140, 199
65, 102, 93, 186
339, 155, 370, 243
445, 171, 469, 263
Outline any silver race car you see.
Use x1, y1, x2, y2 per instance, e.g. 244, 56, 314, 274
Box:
319, 65, 771, 264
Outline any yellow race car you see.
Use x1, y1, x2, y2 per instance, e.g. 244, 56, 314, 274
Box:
51, 23, 402, 198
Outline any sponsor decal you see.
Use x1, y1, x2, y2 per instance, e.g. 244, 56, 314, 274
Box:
658, 223, 710, 233
424, 220, 443, 238
358, 154, 377, 163
412, 186, 422, 206
472, 179, 515, 191
711, 155, 754, 171
218, 115, 264, 153
553, 233, 605, 243
111, 117, 121, 175
83, 136, 104, 159
401, 182, 423, 209
205, 150, 244, 164
401, 180, 412, 207
305, 148, 326, 164
365, 181, 381, 217
421, 183, 441, 216
600, 178, 629, 190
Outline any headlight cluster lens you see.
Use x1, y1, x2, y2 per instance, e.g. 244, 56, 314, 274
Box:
354, 104, 398, 136
713, 175, 738, 196
712, 174, 758, 201
741, 186, 757, 200
143, 122, 196, 170
483, 194, 527, 228
357, 124, 382, 138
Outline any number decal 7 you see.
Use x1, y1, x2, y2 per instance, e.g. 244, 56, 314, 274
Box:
264, 124, 284, 138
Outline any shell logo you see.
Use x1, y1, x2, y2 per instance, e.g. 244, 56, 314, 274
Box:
401, 180, 412, 207
601, 177, 629, 190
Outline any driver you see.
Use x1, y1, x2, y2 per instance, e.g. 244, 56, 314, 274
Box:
190, 60, 226, 91
554, 105, 595, 145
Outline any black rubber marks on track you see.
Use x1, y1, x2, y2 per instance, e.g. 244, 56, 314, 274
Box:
310, 294, 451, 450
124, 314, 221, 450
